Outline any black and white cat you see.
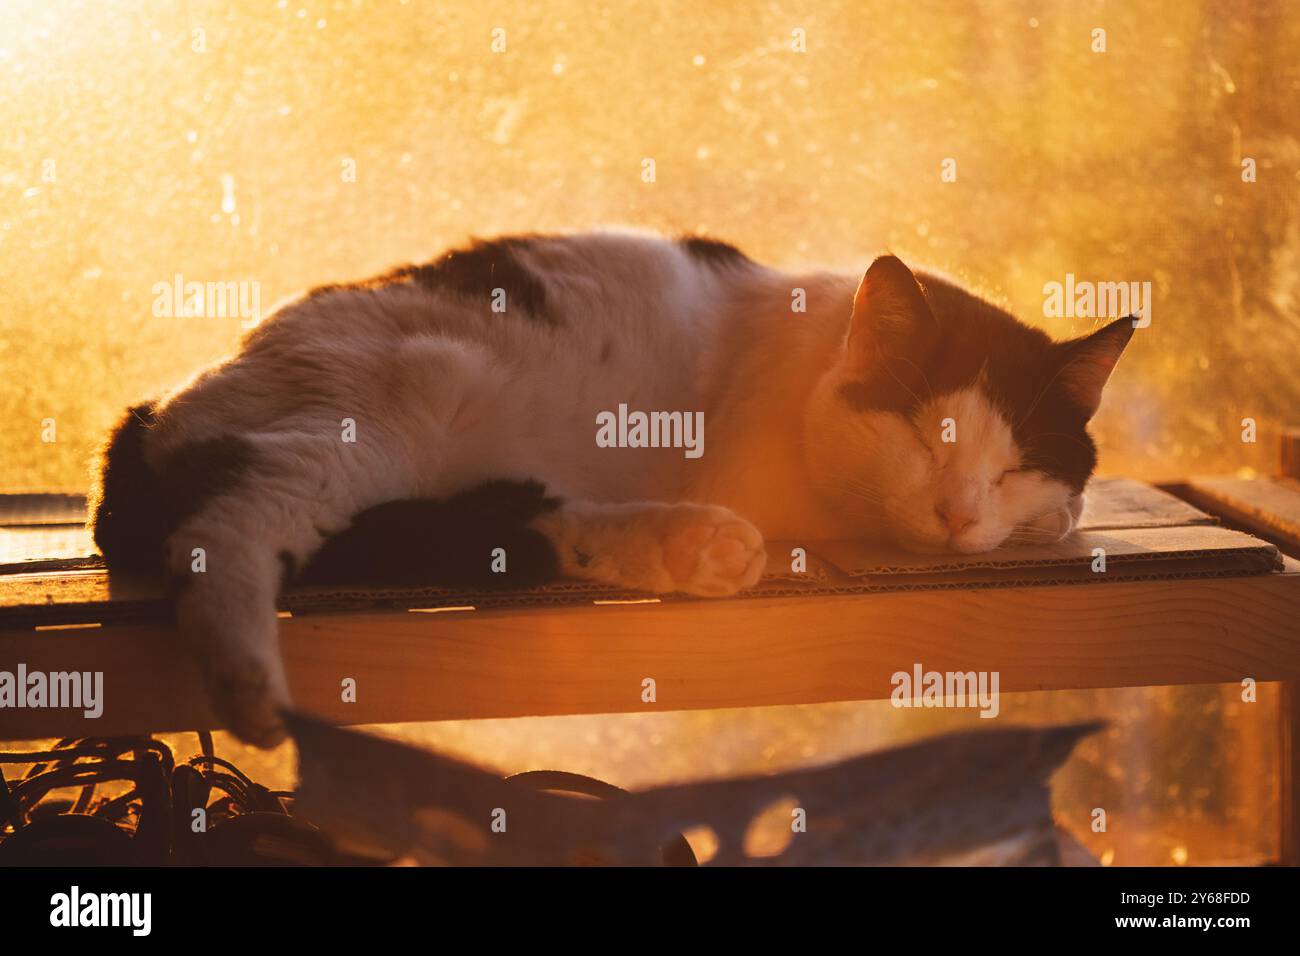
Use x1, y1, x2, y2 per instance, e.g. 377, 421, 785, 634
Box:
90, 230, 1133, 745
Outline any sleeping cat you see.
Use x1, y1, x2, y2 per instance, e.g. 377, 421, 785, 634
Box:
89, 230, 1134, 746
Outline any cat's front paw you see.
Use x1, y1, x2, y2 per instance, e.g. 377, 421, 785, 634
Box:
200, 652, 289, 748
658, 505, 766, 596
179, 588, 292, 748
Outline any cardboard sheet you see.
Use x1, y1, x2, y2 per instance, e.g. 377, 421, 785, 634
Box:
0, 479, 1281, 630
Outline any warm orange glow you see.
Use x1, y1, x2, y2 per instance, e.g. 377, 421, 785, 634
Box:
2, 0, 1293, 866
3, 1, 1298, 493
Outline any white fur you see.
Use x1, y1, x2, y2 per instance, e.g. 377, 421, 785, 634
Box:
138, 230, 1078, 743
804, 379, 1078, 553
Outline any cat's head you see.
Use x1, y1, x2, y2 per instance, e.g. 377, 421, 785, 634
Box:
806, 255, 1134, 554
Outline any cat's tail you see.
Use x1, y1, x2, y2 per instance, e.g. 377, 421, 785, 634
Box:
89, 403, 257, 576
88, 403, 171, 573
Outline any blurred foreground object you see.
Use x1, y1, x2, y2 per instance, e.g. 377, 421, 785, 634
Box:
289, 713, 1100, 866
0, 732, 354, 865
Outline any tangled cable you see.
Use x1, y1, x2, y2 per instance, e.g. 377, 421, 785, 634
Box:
0, 733, 355, 866
1, 736, 696, 866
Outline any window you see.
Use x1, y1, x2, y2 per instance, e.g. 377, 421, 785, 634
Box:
3, 0, 1295, 865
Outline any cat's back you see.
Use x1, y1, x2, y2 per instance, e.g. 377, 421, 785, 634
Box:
141, 230, 773, 500
247, 229, 766, 352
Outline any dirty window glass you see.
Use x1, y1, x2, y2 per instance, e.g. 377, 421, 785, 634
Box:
1, 0, 1294, 866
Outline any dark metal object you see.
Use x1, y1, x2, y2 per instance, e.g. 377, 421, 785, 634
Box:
505, 769, 697, 866
289, 712, 1101, 866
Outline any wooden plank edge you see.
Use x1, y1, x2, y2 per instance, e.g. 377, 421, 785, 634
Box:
3, 571, 1300, 740
1173, 477, 1300, 555
1281, 428, 1300, 481
1280, 680, 1300, 866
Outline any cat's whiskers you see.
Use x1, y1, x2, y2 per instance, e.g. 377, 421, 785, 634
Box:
879, 357, 928, 412
890, 354, 935, 405
827, 474, 887, 508
1005, 525, 1069, 545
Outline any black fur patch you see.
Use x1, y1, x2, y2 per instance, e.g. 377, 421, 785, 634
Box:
158, 435, 257, 526
838, 273, 1107, 491
278, 551, 297, 590
677, 236, 754, 269
90, 403, 169, 573
298, 480, 562, 589
91, 406, 256, 574
400, 236, 552, 323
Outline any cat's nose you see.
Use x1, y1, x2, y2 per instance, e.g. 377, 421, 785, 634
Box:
936, 504, 978, 537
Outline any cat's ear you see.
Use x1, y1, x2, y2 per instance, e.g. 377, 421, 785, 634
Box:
1056, 316, 1136, 418
845, 255, 940, 375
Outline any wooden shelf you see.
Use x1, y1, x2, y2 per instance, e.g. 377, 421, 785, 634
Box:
2, 567, 1299, 741
3, 476, 1300, 861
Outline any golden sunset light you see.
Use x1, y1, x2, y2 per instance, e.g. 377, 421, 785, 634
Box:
1, 0, 1298, 926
